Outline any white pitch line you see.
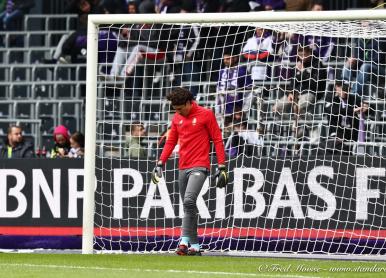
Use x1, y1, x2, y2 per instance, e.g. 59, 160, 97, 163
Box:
0, 263, 322, 278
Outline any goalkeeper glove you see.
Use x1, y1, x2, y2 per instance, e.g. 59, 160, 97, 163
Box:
213, 165, 228, 188
151, 161, 163, 184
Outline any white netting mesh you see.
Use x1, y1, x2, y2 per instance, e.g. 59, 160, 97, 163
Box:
92, 19, 386, 256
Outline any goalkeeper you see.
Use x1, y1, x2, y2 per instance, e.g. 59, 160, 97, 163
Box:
152, 87, 228, 256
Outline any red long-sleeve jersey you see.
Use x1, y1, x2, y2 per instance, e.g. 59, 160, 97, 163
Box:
159, 101, 226, 169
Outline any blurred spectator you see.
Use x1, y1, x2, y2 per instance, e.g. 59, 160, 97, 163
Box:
279, 3, 335, 66
195, 0, 221, 12
342, 24, 386, 96
242, 27, 273, 61
65, 0, 104, 14
216, 49, 252, 128
60, 13, 88, 63
98, 28, 118, 73
110, 1, 138, 77
123, 4, 172, 77
51, 125, 71, 158
157, 0, 181, 13
272, 32, 303, 80
274, 32, 333, 63
305, 36, 335, 64
256, 0, 286, 10
242, 27, 274, 80
321, 81, 368, 155
0, 125, 34, 158
222, 0, 251, 12
171, 3, 200, 96
225, 120, 246, 158
285, 0, 312, 11
59, 0, 116, 61
125, 122, 147, 158
273, 45, 327, 138
109, 25, 134, 76
0, 0, 35, 31
309, 0, 323, 10
225, 120, 263, 157
127, 0, 137, 13
65, 0, 91, 14
68, 131, 85, 158
101, 0, 127, 13
46, 13, 118, 70
272, 30, 334, 82
272, 31, 296, 62
138, 0, 155, 13
191, 0, 225, 76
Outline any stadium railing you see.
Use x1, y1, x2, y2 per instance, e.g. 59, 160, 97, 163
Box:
0, 64, 86, 83
0, 47, 56, 64
0, 80, 86, 99
0, 30, 70, 48
24, 14, 78, 32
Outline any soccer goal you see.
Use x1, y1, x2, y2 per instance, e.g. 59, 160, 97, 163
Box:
83, 10, 386, 258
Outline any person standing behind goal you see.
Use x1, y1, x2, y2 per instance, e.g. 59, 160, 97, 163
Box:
151, 87, 229, 256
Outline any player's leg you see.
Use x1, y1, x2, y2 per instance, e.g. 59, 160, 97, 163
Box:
124, 45, 158, 75
176, 169, 189, 255
110, 46, 128, 77
182, 168, 208, 256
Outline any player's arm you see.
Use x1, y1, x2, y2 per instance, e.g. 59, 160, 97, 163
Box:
159, 119, 179, 164
207, 110, 225, 164
152, 120, 179, 184
207, 110, 228, 188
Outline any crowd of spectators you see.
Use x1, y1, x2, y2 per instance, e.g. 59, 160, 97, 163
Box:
320, 81, 368, 155
0, 124, 84, 159
0, 0, 385, 159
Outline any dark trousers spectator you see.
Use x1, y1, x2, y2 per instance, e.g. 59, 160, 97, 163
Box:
0, 0, 35, 46
0, 0, 35, 30
0, 8, 22, 30
343, 63, 386, 96
61, 30, 87, 63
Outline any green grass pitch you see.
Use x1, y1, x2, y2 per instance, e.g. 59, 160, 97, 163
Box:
1, 252, 386, 278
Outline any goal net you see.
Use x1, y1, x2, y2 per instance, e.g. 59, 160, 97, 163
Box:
84, 11, 386, 257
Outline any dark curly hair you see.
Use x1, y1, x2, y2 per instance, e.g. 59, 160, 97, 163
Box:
166, 87, 194, 106
71, 131, 85, 148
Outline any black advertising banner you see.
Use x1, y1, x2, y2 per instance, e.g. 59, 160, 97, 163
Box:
0, 159, 84, 227
0, 157, 386, 234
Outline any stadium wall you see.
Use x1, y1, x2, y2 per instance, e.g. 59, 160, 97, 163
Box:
0, 157, 385, 251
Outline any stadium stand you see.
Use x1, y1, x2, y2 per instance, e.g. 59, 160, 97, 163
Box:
0, 10, 85, 153
1, 0, 384, 158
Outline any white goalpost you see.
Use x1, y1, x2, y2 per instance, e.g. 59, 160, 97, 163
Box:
83, 10, 386, 258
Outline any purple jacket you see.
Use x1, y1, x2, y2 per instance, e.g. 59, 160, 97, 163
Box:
255, 0, 285, 10
217, 65, 252, 114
